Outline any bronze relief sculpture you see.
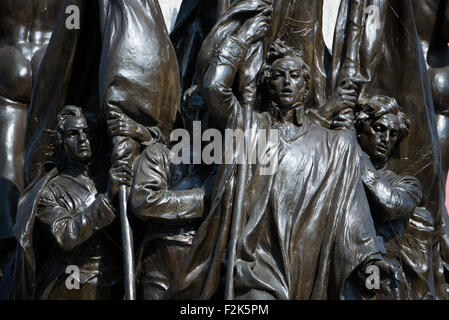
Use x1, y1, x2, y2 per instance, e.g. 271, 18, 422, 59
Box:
14, 106, 131, 299
0, 0, 64, 299
0, 0, 63, 238
0, 0, 448, 301
354, 94, 436, 299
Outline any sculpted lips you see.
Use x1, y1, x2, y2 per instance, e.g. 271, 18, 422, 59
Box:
280, 88, 293, 96
376, 144, 388, 154
78, 144, 90, 152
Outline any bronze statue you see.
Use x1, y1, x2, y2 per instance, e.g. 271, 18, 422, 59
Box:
127, 124, 208, 300
0, 0, 63, 262
0, 0, 447, 301
355, 93, 436, 299
13, 105, 132, 299
21, 0, 182, 299
330, 0, 448, 299
167, 15, 402, 300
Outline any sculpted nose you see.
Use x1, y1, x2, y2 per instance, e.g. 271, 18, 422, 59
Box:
379, 131, 389, 144
79, 131, 88, 142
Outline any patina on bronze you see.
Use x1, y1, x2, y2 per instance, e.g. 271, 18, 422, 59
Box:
0, 0, 64, 258
1, 0, 449, 301
355, 93, 436, 299
167, 13, 401, 300
13, 105, 132, 299
0, 0, 64, 300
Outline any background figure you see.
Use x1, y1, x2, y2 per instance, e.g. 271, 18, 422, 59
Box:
23, 1, 181, 300
355, 93, 436, 299
0, 0, 64, 299
13, 106, 132, 299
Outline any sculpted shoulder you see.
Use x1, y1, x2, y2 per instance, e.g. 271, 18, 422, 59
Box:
141, 142, 173, 165
309, 123, 359, 151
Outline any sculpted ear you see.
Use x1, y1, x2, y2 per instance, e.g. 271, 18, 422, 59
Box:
55, 131, 64, 147
302, 63, 311, 78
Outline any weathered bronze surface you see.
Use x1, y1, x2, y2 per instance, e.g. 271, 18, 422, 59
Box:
14, 105, 129, 299
0, 0, 64, 299
0, 0, 448, 300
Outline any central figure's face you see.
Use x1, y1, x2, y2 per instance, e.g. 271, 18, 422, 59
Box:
63, 116, 92, 163
269, 57, 306, 110
358, 114, 401, 163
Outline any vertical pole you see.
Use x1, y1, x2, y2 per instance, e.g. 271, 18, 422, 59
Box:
119, 185, 136, 300
218, 0, 230, 18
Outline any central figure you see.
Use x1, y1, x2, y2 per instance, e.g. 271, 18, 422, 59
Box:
167, 14, 400, 300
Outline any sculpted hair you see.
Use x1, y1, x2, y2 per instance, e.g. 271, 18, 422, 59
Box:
355, 93, 411, 138
55, 105, 85, 147
259, 39, 311, 101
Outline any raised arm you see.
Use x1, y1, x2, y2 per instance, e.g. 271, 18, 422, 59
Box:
202, 12, 271, 130
202, 37, 248, 130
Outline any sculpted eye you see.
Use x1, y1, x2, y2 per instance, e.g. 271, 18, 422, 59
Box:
290, 72, 300, 79
373, 125, 384, 132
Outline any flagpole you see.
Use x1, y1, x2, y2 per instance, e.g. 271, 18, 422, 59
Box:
218, 0, 230, 18
119, 184, 136, 300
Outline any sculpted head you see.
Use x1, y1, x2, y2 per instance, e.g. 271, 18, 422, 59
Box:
355, 94, 410, 164
55, 105, 92, 164
260, 40, 310, 112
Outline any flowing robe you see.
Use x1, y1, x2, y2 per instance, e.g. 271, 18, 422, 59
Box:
167, 35, 385, 300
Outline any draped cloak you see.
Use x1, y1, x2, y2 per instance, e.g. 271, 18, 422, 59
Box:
166, 1, 385, 298
166, 0, 446, 299
12, 168, 58, 299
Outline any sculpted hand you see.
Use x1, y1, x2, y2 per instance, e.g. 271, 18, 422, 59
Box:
106, 110, 152, 144
235, 8, 272, 45
106, 161, 133, 201
372, 259, 409, 300
321, 78, 358, 122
